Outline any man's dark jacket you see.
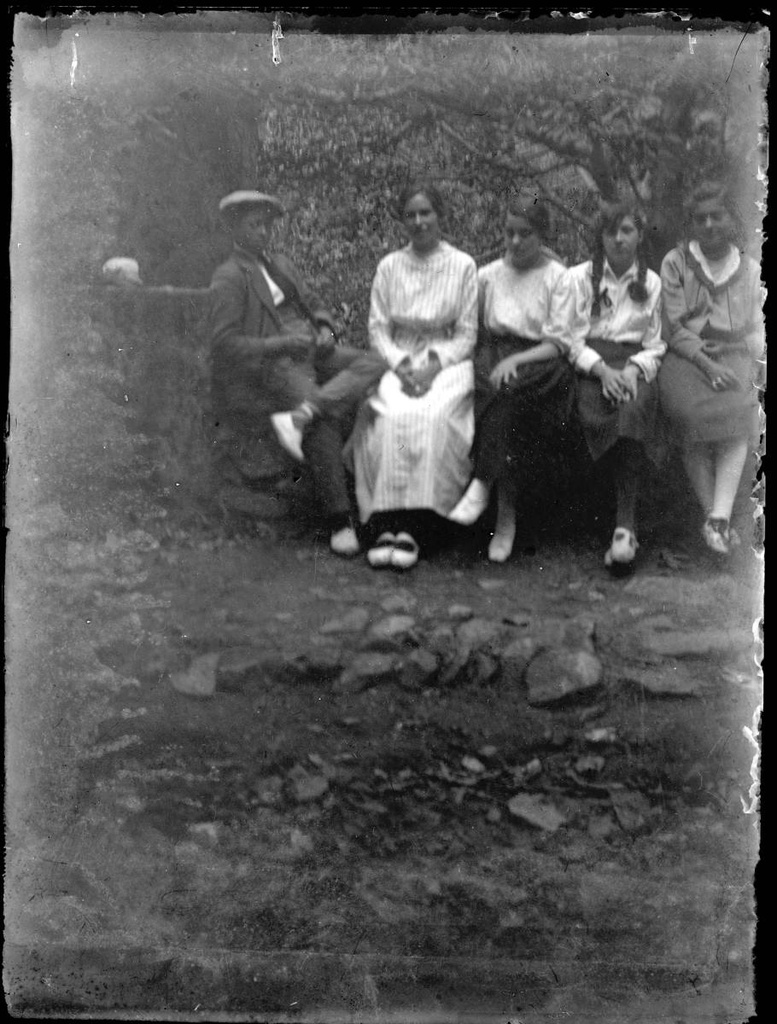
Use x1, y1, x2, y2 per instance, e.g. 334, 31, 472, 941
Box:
208, 246, 336, 479
209, 246, 335, 381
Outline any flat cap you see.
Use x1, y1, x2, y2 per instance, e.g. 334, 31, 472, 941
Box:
218, 190, 285, 216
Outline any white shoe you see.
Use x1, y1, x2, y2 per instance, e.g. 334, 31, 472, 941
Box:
271, 412, 305, 462
390, 532, 419, 570
367, 533, 396, 568
702, 517, 732, 556
604, 528, 638, 572
330, 525, 360, 557
488, 529, 515, 563
449, 480, 491, 526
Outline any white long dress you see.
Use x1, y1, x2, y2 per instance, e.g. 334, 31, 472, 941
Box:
353, 241, 478, 522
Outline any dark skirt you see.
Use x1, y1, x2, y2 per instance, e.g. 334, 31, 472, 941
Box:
472, 334, 580, 486
576, 338, 663, 466
658, 337, 760, 447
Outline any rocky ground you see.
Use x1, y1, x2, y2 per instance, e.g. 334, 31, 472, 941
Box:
6, 499, 762, 1022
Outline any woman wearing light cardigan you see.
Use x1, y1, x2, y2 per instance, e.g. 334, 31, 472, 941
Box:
658, 180, 764, 556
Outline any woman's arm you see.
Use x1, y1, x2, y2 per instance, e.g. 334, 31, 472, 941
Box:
430, 258, 479, 369
544, 265, 601, 374
489, 341, 561, 387
511, 340, 561, 367
660, 248, 708, 364
743, 269, 766, 363
546, 266, 635, 402
627, 275, 667, 383
368, 260, 413, 370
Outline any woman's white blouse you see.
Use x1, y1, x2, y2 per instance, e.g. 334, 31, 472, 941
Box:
545, 259, 666, 382
478, 256, 566, 339
368, 241, 478, 371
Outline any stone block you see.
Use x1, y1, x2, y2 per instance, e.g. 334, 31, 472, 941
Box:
526, 648, 603, 706
333, 652, 401, 694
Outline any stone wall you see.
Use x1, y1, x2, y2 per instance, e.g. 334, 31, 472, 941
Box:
90, 284, 309, 524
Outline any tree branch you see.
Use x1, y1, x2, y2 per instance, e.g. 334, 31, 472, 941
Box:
439, 120, 529, 176
440, 119, 573, 185
439, 121, 593, 229
512, 120, 592, 166
532, 179, 595, 231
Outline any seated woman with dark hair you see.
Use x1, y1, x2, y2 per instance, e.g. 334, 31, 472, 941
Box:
351, 181, 479, 571
658, 180, 764, 556
448, 192, 574, 562
545, 196, 666, 573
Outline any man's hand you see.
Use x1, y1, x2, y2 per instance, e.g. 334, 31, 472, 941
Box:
315, 324, 337, 353
271, 333, 314, 358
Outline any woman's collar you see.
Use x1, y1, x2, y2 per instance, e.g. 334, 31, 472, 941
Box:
601, 258, 638, 282
687, 241, 741, 289
503, 251, 549, 273
408, 239, 446, 258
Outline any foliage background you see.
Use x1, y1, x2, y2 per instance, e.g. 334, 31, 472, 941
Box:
10, 14, 767, 530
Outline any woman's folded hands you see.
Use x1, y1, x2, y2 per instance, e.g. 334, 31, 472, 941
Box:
397, 351, 442, 397
593, 361, 641, 404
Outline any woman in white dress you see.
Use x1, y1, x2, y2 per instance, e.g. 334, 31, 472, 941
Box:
545, 197, 666, 574
449, 195, 576, 562
352, 182, 478, 570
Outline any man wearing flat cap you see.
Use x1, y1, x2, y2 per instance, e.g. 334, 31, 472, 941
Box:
209, 191, 385, 555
